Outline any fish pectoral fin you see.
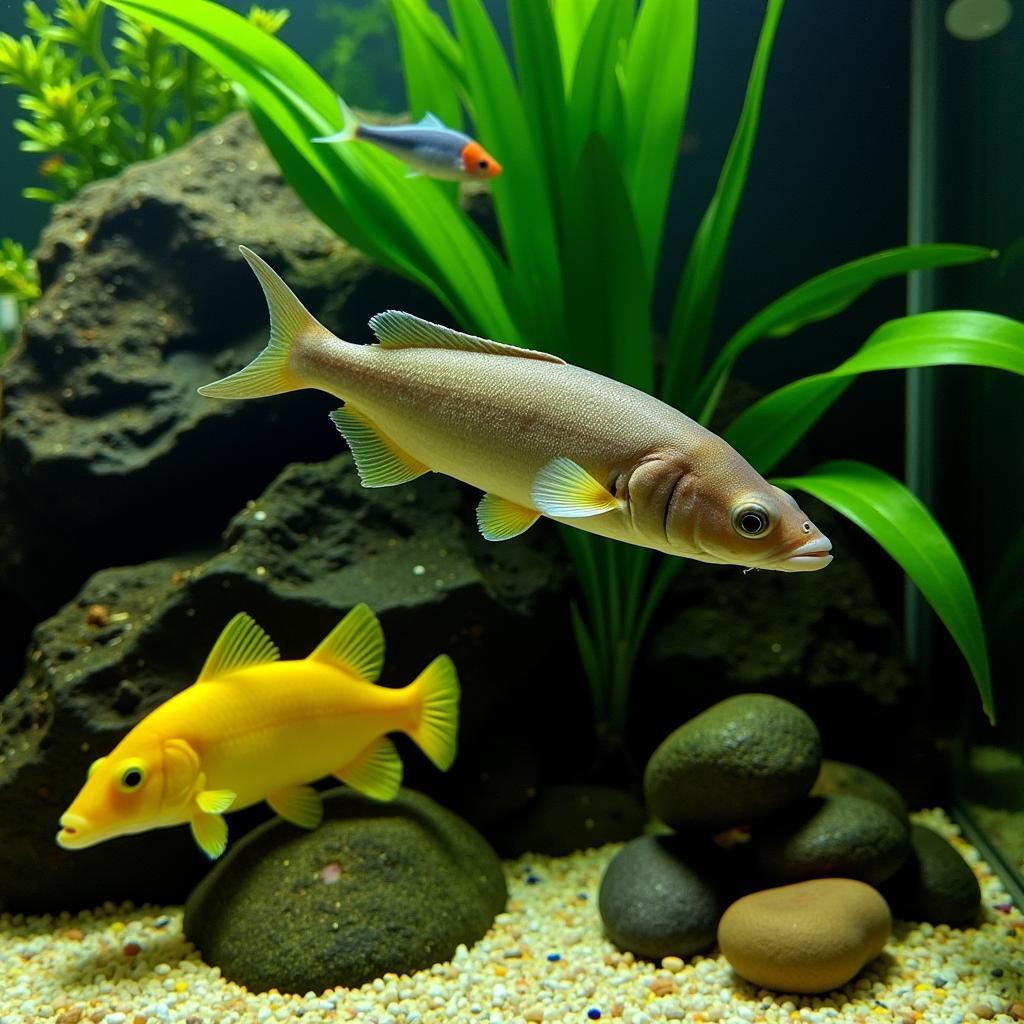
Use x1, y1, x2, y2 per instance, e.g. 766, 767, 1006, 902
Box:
335, 736, 403, 801
368, 310, 566, 364
197, 613, 279, 682
190, 811, 228, 860
308, 603, 384, 682
476, 493, 540, 541
195, 788, 237, 815
531, 457, 623, 518
267, 785, 324, 829
329, 406, 430, 488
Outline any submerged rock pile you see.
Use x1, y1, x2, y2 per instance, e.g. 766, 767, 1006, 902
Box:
598, 693, 982, 994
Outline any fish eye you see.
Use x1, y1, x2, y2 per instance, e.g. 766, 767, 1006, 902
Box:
732, 502, 772, 538
118, 764, 146, 792
477, 159, 489, 170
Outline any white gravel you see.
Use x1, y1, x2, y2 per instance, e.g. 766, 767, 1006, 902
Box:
1, 808, 1022, 1024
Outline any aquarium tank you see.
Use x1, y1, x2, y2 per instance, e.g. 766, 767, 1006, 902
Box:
1, 0, 1023, 1019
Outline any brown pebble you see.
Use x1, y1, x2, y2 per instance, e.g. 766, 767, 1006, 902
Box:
134, 1016, 147, 1024
90, 1013, 105, 1023
186, 1017, 202, 1024
57, 1012, 82, 1024
123, 942, 142, 956
85, 603, 110, 627
1010, 1003, 1024, 1021
524, 1005, 544, 1023
971, 1005, 995, 1020
648, 975, 677, 996
661, 955, 685, 973
718, 877, 891, 994
64, 928, 84, 941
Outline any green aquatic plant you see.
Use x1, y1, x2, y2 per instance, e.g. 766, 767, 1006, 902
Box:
0, 0, 288, 203
101, 0, 1024, 729
0, 238, 40, 360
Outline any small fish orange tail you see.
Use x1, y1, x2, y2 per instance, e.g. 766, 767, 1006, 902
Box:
197, 246, 324, 400
406, 655, 460, 771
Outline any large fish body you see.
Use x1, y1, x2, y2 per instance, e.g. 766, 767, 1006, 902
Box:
56, 605, 459, 858
199, 248, 833, 572
314, 97, 502, 182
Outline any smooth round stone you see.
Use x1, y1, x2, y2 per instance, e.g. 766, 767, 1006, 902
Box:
880, 823, 981, 926
598, 834, 731, 959
748, 793, 910, 886
644, 694, 822, 832
811, 759, 908, 822
718, 878, 892, 994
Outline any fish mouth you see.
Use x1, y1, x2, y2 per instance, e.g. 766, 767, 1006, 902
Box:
56, 813, 91, 849
779, 536, 833, 572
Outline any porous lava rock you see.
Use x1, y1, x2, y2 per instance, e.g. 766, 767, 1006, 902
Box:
0, 454, 569, 912
184, 788, 507, 993
747, 793, 910, 886
880, 823, 981, 927
598, 834, 731, 959
718, 878, 891, 994
0, 110, 446, 630
493, 784, 647, 857
644, 693, 822, 832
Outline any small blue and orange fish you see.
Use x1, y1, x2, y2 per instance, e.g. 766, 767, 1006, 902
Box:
56, 604, 459, 858
314, 96, 502, 182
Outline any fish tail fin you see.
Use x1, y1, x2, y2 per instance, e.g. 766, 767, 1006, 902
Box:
312, 95, 359, 144
198, 246, 325, 400
405, 654, 460, 771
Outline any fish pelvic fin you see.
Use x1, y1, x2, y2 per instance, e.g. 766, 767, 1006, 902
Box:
190, 810, 228, 859
197, 246, 327, 400
311, 94, 359, 144
267, 785, 323, 829
476, 493, 540, 541
405, 654, 460, 771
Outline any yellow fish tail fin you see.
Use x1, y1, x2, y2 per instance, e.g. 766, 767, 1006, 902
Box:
406, 654, 460, 771
197, 246, 325, 400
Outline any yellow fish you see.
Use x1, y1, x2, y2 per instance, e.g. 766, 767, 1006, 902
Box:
56, 604, 459, 859
199, 248, 833, 573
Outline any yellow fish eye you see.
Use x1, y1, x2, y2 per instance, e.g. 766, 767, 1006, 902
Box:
117, 762, 146, 792
732, 502, 772, 538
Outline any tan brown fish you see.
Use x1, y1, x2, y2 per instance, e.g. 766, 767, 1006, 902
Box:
199, 247, 832, 572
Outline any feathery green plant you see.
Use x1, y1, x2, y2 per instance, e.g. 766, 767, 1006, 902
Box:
0, 0, 288, 203
101, 0, 1024, 728
0, 239, 40, 360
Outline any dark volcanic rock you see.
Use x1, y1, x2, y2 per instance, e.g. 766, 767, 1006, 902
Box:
493, 785, 647, 857
0, 454, 568, 912
880, 823, 981, 927
644, 694, 821, 832
0, 110, 443, 626
598, 834, 731, 960
812, 759, 908, 823
184, 788, 507, 993
747, 793, 911, 887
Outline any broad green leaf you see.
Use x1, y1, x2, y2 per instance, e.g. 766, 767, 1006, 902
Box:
696, 243, 996, 421
662, 0, 785, 411
727, 309, 1024, 474
562, 133, 652, 388
102, 0, 518, 340
390, 0, 463, 129
776, 460, 993, 723
387, 0, 468, 105
551, 0, 601, 93
566, 0, 631, 174
622, 0, 697, 280
450, 0, 565, 344
509, 1, 568, 227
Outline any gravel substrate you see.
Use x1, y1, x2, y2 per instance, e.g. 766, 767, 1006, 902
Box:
2, 809, 1022, 1024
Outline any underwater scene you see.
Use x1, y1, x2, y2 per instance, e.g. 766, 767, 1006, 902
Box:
1, 0, 1023, 1022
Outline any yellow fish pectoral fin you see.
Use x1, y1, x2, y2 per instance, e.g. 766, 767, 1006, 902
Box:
476, 493, 540, 541
197, 613, 279, 682
329, 406, 430, 488
335, 736, 403, 801
196, 788, 237, 815
308, 603, 384, 682
190, 811, 228, 859
531, 457, 624, 518
267, 785, 324, 829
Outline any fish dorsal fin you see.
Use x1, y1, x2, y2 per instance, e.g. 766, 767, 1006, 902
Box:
418, 111, 446, 128
308, 603, 385, 682
197, 613, 280, 682
368, 311, 566, 365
